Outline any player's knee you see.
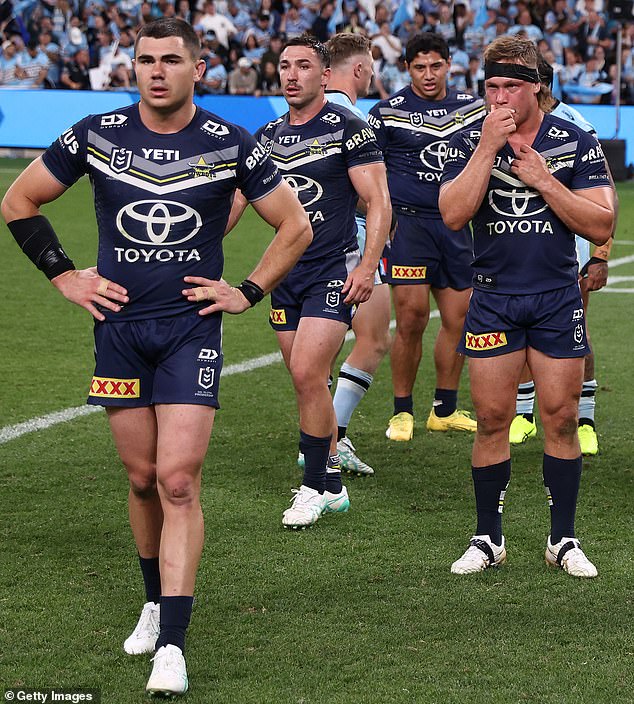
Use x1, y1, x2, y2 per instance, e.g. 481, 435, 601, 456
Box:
396, 308, 428, 337
475, 406, 512, 437
544, 406, 578, 440
290, 362, 325, 395
127, 465, 158, 498
159, 471, 199, 506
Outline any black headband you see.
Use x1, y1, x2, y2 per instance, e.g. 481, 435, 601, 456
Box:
484, 61, 539, 83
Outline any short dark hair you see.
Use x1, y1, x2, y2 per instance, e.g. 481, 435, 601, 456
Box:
326, 33, 371, 68
283, 33, 330, 68
405, 32, 450, 64
135, 18, 201, 60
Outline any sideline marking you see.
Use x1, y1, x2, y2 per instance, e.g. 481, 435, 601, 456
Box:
0, 316, 428, 445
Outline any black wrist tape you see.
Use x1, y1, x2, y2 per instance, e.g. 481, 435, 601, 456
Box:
237, 278, 265, 307
8, 215, 75, 280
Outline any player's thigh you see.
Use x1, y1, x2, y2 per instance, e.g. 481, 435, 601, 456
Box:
107, 406, 158, 484
392, 282, 431, 321
291, 317, 349, 382
352, 282, 391, 342
528, 348, 583, 421
276, 330, 297, 370
469, 350, 527, 424
432, 285, 471, 330
154, 404, 216, 485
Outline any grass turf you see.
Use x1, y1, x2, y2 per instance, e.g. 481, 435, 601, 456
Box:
1, 164, 633, 703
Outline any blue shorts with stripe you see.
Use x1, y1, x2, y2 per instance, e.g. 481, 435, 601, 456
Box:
269, 250, 360, 332
386, 209, 473, 289
88, 311, 223, 408
459, 283, 590, 359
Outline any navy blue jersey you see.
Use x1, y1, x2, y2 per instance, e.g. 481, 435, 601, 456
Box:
368, 87, 485, 216
254, 101, 383, 262
42, 103, 281, 321
441, 113, 610, 295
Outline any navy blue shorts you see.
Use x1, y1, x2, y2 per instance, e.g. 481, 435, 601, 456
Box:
269, 250, 360, 332
88, 312, 223, 407
459, 284, 590, 359
386, 210, 473, 289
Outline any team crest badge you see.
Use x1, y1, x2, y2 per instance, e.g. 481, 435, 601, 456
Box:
110, 147, 133, 174
189, 156, 215, 179
454, 112, 465, 125
409, 112, 424, 127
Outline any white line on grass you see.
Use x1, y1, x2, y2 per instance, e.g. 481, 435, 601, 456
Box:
0, 315, 436, 445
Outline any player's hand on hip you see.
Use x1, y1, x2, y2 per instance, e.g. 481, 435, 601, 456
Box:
510, 144, 550, 188
51, 266, 129, 321
183, 276, 250, 315
585, 260, 608, 291
480, 106, 516, 152
343, 265, 374, 305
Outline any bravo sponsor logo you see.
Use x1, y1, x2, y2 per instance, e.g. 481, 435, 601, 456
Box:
465, 331, 507, 351
391, 265, 427, 279
345, 127, 376, 151
114, 200, 202, 263
89, 376, 140, 398
270, 308, 287, 324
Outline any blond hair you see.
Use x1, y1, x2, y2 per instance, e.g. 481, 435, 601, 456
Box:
326, 33, 371, 68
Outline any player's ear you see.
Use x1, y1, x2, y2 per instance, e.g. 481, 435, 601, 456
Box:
194, 58, 206, 82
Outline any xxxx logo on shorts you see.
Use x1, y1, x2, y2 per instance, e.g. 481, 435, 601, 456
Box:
391, 266, 427, 279
89, 376, 140, 398
465, 331, 508, 351
270, 309, 287, 325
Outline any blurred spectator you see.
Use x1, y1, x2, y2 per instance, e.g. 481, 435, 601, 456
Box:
379, 52, 408, 95
311, 1, 334, 43
372, 21, 402, 64
246, 11, 272, 47
198, 49, 227, 93
436, 4, 456, 45
108, 56, 131, 88
508, 9, 544, 43
261, 32, 282, 67
225, 0, 250, 43
575, 9, 612, 60
243, 32, 264, 63
228, 54, 256, 93
37, 30, 60, 85
198, 0, 236, 48
255, 58, 281, 95
280, 1, 313, 39
466, 54, 484, 96
60, 45, 91, 88
0, 37, 20, 87
16, 36, 49, 87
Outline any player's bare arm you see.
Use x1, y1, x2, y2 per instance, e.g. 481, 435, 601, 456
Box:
2, 157, 129, 321
439, 108, 515, 230
512, 144, 614, 245
224, 188, 249, 237
183, 179, 311, 315
344, 161, 391, 305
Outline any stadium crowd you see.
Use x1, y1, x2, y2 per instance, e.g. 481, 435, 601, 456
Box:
0, 0, 633, 102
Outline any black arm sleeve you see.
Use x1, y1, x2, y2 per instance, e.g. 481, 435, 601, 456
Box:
7, 215, 75, 280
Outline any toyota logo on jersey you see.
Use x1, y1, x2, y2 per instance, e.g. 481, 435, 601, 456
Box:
282, 174, 323, 208
116, 200, 202, 246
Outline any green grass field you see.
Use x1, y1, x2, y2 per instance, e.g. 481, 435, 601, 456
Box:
1, 160, 633, 703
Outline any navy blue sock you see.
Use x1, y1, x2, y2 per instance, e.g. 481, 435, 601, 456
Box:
155, 596, 193, 654
138, 555, 161, 604
433, 388, 457, 417
394, 395, 413, 416
472, 459, 511, 546
543, 454, 582, 543
299, 430, 330, 493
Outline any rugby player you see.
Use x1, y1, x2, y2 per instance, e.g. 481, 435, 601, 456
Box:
439, 36, 614, 577
2, 18, 311, 696
508, 54, 617, 456
227, 34, 390, 528
325, 32, 392, 477
368, 33, 486, 442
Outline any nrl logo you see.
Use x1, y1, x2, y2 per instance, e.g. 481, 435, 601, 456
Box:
110, 147, 133, 174
189, 156, 215, 179
409, 112, 424, 127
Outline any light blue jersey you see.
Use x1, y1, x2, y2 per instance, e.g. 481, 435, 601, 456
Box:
551, 100, 598, 270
